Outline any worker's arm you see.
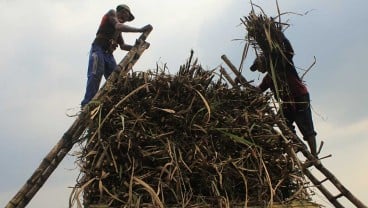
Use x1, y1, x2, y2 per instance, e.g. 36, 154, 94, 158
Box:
115, 23, 152, 33
258, 74, 272, 92
117, 25, 152, 51
106, 10, 153, 33
108, 10, 152, 51
114, 34, 131, 51
120, 43, 133, 51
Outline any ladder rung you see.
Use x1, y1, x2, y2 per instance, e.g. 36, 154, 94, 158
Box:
316, 178, 328, 185
302, 161, 312, 168
334, 193, 344, 200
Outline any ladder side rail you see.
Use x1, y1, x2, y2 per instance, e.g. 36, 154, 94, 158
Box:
279, 136, 345, 208
5, 133, 75, 208
275, 119, 367, 208
299, 148, 368, 208
15, 146, 71, 208
278, 130, 345, 208
314, 159, 367, 208
303, 168, 344, 208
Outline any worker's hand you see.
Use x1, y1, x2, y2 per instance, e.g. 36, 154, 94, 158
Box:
141, 24, 153, 32
250, 63, 257, 72
135, 39, 151, 49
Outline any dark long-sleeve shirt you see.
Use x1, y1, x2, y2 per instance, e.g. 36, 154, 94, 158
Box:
259, 73, 308, 100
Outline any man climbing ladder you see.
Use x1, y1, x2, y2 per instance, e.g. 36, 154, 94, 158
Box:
5, 5, 153, 207
249, 33, 317, 157
81, 4, 152, 107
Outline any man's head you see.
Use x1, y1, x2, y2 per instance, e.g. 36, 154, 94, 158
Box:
116, 4, 135, 22
250, 55, 267, 73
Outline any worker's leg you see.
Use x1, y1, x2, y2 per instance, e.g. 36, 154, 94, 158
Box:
281, 104, 308, 153
294, 94, 317, 156
81, 45, 105, 107
281, 104, 296, 134
103, 53, 117, 79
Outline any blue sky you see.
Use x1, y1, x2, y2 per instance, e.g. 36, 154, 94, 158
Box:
0, 1, 367, 207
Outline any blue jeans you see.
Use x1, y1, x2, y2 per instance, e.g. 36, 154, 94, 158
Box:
81, 44, 117, 106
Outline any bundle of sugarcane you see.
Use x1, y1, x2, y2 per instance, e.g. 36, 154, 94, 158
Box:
242, 4, 297, 74
69, 55, 312, 208
241, 7, 299, 105
242, 10, 285, 55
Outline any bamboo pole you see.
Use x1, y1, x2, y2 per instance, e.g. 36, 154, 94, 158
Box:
219, 66, 237, 87
5, 29, 152, 208
221, 54, 253, 88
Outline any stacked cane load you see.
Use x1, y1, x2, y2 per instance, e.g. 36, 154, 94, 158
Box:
71, 54, 312, 207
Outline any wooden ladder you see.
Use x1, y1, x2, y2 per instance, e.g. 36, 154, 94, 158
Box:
275, 117, 367, 208
5, 29, 152, 208
296, 142, 367, 208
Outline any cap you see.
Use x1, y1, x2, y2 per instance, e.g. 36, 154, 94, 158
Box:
116, 4, 135, 21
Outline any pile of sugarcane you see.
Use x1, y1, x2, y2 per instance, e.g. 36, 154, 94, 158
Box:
69, 52, 312, 207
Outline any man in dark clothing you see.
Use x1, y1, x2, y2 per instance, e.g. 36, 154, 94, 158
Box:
250, 34, 317, 156
81, 4, 152, 107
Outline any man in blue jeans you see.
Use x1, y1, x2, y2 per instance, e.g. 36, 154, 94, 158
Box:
81, 4, 152, 107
